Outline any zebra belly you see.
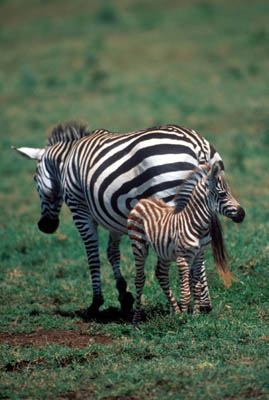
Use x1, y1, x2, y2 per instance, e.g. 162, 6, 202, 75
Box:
149, 240, 177, 262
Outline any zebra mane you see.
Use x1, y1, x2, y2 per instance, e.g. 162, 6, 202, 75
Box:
46, 122, 89, 147
173, 163, 211, 213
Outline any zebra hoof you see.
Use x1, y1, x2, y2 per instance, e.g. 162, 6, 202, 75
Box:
119, 291, 134, 313
86, 296, 104, 317
200, 305, 213, 314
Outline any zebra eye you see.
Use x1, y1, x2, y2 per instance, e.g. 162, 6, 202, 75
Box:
218, 191, 227, 198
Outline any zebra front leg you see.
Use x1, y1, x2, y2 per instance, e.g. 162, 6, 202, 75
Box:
71, 208, 104, 314
132, 258, 146, 330
130, 240, 148, 329
107, 232, 134, 313
191, 253, 204, 315
196, 257, 212, 313
177, 255, 191, 313
155, 259, 181, 314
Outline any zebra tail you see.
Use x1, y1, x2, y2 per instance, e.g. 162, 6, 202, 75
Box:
210, 214, 237, 288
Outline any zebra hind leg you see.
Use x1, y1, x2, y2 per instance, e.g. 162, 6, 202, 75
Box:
132, 256, 147, 330
155, 259, 181, 314
129, 240, 149, 330
107, 232, 134, 313
85, 231, 104, 315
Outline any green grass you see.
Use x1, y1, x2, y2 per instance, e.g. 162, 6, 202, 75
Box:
0, 0, 269, 399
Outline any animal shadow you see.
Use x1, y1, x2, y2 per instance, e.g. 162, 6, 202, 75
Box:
55, 302, 209, 325
55, 306, 134, 324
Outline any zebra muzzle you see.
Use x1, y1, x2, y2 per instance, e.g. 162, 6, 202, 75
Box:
232, 206, 245, 223
38, 216, 60, 234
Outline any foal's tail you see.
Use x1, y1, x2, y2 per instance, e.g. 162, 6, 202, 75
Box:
210, 214, 237, 288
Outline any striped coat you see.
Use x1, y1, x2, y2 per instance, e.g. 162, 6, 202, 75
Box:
128, 162, 244, 328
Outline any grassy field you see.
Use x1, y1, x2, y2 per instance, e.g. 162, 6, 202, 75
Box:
0, 0, 269, 399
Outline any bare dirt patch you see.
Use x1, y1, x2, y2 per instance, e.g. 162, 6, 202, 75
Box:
101, 397, 141, 400
56, 391, 96, 400
0, 323, 113, 348
58, 394, 140, 400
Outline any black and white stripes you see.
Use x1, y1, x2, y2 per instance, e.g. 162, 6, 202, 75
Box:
128, 162, 245, 328
13, 123, 244, 314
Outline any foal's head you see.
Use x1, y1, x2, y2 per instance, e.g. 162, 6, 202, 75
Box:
207, 161, 245, 223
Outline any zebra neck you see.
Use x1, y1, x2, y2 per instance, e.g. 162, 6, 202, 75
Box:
45, 142, 73, 183
173, 167, 210, 213
181, 188, 213, 238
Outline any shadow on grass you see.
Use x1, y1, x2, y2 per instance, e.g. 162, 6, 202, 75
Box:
55, 306, 133, 324
55, 304, 171, 325
55, 301, 211, 325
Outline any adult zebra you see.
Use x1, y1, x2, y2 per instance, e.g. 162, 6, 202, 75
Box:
128, 162, 242, 328
12, 122, 245, 315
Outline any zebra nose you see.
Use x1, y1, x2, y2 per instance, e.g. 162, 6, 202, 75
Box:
232, 206, 245, 223
38, 216, 59, 234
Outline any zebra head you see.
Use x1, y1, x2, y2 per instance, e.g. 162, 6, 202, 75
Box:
208, 161, 245, 223
12, 146, 63, 234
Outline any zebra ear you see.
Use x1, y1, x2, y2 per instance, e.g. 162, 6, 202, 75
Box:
209, 161, 223, 186
11, 146, 45, 161
211, 161, 222, 178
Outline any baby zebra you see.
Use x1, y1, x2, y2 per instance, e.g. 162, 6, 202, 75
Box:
128, 161, 243, 328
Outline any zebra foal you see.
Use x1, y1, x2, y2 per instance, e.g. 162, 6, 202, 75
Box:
128, 161, 241, 328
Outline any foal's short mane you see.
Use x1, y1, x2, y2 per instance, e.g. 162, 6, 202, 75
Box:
173, 163, 211, 214
46, 122, 89, 147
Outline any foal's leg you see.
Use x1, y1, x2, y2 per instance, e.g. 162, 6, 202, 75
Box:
130, 240, 149, 329
198, 260, 212, 313
107, 232, 134, 313
191, 253, 204, 315
155, 258, 180, 314
177, 254, 191, 313
190, 253, 212, 313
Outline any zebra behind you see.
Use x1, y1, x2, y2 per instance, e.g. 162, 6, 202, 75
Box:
128, 161, 241, 328
12, 123, 245, 316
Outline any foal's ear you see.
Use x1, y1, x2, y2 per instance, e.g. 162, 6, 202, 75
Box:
210, 161, 223, 182
11, 146, 45, 161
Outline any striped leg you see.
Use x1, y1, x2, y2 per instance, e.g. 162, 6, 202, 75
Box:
70, 204, 104, 314
189, 253, 212, 313
197, 258, 212, 313
191, 253, 204, 315
177, 255, 191, 313
131, 240, 149, 329
155, 258, 181, 314
107, 232, 134, 313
